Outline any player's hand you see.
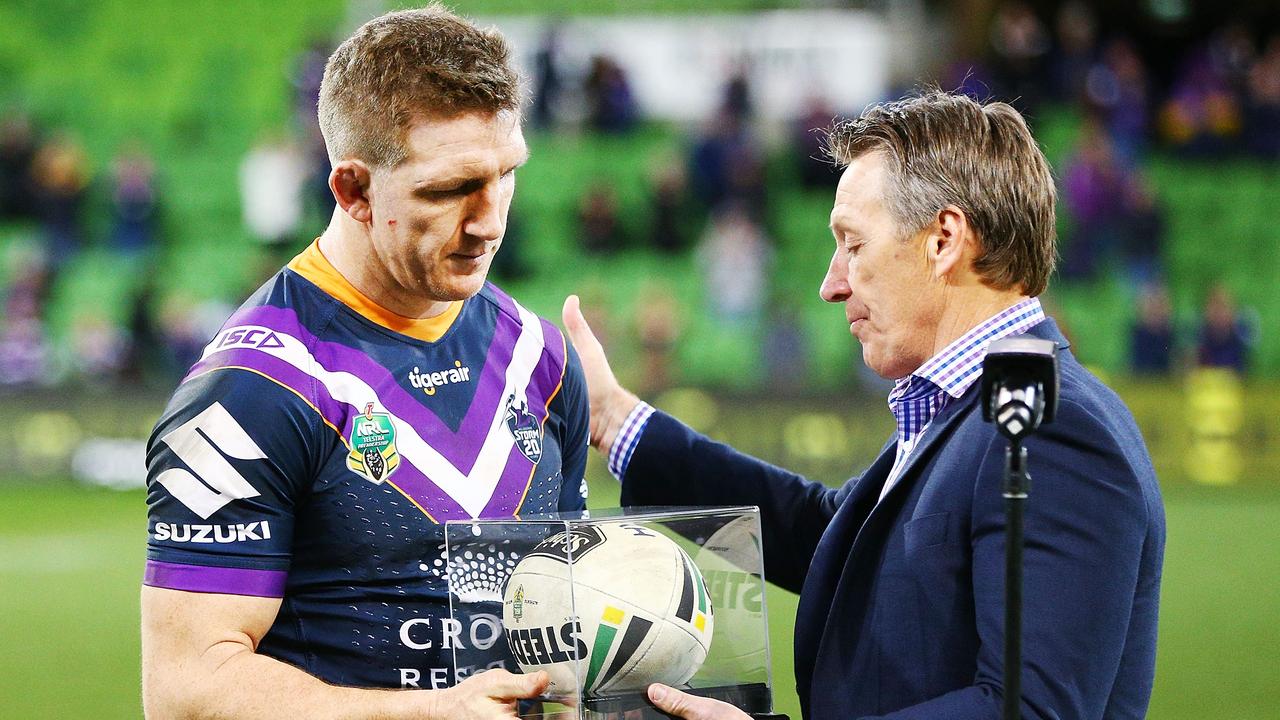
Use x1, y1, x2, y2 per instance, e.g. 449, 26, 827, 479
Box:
646, 684, 752, 720
427, 669, 549, 720
562, 294, 641, 455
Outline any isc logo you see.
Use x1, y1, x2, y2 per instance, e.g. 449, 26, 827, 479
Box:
210, 325, 286, 351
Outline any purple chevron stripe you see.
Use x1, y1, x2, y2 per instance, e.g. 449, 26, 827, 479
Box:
212, 303, 520, 472
540, 317, 568, 376
481, 444, 539, 516
485, 282, 521, 321
188, 350, 470, 520
200, 298, 568, 520
480, 337, 566, 517
481, 316, 570, 512
384, 463, 472, 522
188, 350, 348, 430
144, 560, 287, 597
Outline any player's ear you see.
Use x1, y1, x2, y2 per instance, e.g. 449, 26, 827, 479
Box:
928, 205, 972, 281
330, 160, 374, 224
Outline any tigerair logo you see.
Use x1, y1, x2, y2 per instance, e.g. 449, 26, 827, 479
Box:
408, 361, 472, 396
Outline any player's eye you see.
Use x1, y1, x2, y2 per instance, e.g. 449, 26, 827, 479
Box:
418, 179, 483, 199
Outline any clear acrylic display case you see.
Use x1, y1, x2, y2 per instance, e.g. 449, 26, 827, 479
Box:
444, 506, 783, 719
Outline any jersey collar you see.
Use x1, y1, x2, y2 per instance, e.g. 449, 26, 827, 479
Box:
288, 240, 463, 343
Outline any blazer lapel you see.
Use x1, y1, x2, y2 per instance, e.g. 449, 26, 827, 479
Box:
871, 388, 978, 509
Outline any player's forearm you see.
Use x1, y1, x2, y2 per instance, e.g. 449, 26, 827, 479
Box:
143, 642, 439, 720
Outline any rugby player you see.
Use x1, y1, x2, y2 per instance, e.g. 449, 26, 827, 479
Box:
141, 7, 587, 718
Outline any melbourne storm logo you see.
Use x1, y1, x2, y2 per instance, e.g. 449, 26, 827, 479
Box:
504, 393, 542, 464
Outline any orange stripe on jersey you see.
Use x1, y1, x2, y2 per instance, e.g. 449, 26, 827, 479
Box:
287, 240, 462, 342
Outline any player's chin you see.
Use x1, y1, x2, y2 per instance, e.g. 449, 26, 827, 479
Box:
863, 346, 913, 381
435, 267, 491, 300
859, 344, 891, 380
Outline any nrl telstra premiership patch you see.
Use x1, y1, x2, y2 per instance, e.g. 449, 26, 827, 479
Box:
347, 403, 401, 484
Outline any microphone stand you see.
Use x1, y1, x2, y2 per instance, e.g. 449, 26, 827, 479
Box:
980, 337, 1058, 720
1002, 440, 1029, 720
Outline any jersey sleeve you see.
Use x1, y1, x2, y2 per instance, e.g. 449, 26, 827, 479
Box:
555, 342, 590, 512
143, 367, 324, 597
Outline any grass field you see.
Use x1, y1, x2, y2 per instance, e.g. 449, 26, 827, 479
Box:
2, 475, 1277, 718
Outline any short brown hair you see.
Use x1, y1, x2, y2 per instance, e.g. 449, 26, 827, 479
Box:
318, 4, 520, 169
824, 90, 1057, 296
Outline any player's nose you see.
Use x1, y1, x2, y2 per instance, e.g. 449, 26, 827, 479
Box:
463, 182, 504, 242
819, 248, 852, 303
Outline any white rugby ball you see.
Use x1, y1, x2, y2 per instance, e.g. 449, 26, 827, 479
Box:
502, 523, 714, 696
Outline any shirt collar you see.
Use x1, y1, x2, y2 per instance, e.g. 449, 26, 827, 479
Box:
893, 297, 1046, 402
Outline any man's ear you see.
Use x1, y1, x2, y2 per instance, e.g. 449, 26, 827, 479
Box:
927, 205, 973, 281
330, 160, 374, 223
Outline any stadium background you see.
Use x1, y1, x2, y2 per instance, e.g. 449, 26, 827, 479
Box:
1, 0, 1277, 717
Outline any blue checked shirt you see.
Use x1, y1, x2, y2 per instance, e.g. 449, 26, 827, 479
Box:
880, 297, 1045, 499
609, 299, 1045, 490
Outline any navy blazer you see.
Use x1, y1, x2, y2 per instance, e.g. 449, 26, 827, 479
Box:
622, 319, 1165, 719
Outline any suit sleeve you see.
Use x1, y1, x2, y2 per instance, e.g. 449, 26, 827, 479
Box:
860, 397, 1156, 719
555, 343, 590, 512
621, 410, 847, 593
143, 368, 323, 597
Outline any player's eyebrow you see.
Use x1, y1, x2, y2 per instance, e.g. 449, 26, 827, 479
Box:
507, 149, 531, 173
412, 152, 529, 192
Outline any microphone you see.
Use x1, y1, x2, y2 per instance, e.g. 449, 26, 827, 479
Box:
980, 337, 1059, 442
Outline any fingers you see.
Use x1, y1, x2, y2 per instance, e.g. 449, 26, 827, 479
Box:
646, 684, 750, 720
520, 670, 550, 698
562, 294, 601, 356
562, 294, 634, 452
471, 668, 549, 699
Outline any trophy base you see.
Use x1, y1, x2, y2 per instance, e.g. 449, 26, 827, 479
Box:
582, 682, 786, 720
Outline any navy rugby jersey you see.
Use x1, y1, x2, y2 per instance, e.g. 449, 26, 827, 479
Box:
144, 242, 589, 689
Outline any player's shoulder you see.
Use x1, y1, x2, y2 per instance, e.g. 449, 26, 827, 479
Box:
475, 282, 569, 359
184, 268, 345, 395
154, 270, 338, 444
153, 364, 322, 451
219, 266, 342, 343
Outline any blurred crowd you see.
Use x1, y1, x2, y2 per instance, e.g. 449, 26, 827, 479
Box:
0, 2, 1273, 393
966, 1, 1272, 377
0, 109, 269, 391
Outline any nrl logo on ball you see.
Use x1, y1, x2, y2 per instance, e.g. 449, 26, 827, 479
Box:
524, 526, 608, 564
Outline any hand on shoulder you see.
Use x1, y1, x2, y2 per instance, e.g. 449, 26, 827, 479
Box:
562, 295, 641, 455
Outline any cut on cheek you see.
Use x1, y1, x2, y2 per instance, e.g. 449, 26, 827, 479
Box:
387, 219, 397, 227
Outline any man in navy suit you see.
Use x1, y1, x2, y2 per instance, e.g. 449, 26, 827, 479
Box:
562, 90, 1165, 719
